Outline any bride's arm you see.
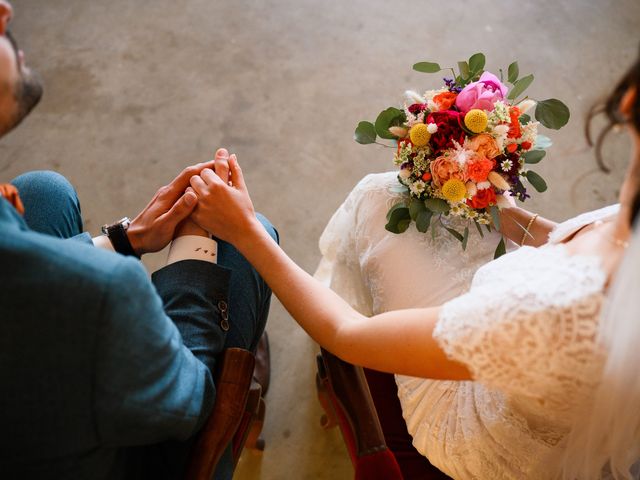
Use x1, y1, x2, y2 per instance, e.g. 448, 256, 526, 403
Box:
189, 158, 471, 381
499, 205, 557, 247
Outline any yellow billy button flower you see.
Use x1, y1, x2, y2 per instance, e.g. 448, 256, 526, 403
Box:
464, 109, 489, 133
409, 123, 431, 147
441, 179, 467, 203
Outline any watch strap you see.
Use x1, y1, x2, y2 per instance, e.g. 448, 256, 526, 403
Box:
105, 222, 139, 258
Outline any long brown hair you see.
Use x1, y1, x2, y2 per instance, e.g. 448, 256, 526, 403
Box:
587, 45, 640, 224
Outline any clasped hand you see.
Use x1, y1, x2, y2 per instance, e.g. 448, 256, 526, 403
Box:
126, 148, 256, 255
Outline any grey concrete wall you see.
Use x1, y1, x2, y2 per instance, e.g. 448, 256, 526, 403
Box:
3, 1, 639, 478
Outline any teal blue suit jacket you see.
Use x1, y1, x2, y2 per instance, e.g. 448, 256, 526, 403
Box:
0, 198, 229, 478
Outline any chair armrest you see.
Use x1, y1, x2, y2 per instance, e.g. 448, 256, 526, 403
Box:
183, 348, 255, 480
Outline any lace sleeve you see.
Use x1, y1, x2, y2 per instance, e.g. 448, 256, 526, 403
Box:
313, 174, 389, 317
433, 247, 606, 404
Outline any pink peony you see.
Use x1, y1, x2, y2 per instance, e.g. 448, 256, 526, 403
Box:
455, 72, 509, 114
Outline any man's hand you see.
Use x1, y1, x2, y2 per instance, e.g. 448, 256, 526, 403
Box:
188, 151, 260, 247
126, 159, 218, 255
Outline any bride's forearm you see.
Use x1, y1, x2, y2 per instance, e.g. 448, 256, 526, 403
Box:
499, 207, 556, 247
236, 219, 365, 354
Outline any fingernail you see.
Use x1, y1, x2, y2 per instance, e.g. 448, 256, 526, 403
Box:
185, 192, 197, 206
215, 148, 228, 158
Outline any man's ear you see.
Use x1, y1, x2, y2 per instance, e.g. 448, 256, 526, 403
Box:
620, 86, 637, 120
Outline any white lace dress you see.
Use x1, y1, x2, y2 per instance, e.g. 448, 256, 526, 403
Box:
315, 172, 619, 479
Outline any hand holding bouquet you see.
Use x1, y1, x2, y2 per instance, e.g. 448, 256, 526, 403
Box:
354, 53, 570, 257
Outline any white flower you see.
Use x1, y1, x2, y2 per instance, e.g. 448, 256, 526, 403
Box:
501, 159, 513, 172
399, 168, 412, 183
477, 216, 490, 225
405, 90, 425, 104
516, 99, 536, 115
477, 181, 491, 190
450, 205, 464, 216
450, 140, 474, 167
410, 180, 426, 196
427, 123, 438, 134
493, 124, 510, 136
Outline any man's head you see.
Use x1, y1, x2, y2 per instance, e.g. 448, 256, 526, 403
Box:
0, 1, 42, 138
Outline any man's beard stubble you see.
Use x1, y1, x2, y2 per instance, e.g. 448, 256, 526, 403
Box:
3, 30, 43, 135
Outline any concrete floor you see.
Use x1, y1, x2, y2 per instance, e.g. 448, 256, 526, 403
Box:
3, 0, 639, 478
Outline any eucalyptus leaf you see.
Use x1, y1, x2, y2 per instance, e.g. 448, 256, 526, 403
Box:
535, 99, 570, 130
519, 113, 531, 124
469, 53, 486, 73
523, 150, 546, 164
508, 74, 534, 100
386, 202, 407, 221
413, 62, 441, 73
375, 107, 405, 140
489, 205, 501, 231
533, 134, 553, 149
507, 62, 519, 84
457, 61, 470, 80
462, 226, 470, 251
397, 218, 411, 233
354, 121, 377, 145
445, 227, 464, 242
475, 220, 485, 238
385, 206, 410, 234
416, 210, 433, 233
424, 198, 450, 214
525, 170, 548, 192
409, 198, 427, 221
494, 237, 507, 259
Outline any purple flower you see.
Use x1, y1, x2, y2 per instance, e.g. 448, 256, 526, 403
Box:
455, 72, 509, 114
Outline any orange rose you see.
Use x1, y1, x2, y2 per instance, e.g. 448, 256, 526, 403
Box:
433, 92, 458, 111
467, 157, 494, 183
467, 188, 497, 209
430, 155, 468, 188
467, 133, 500, 159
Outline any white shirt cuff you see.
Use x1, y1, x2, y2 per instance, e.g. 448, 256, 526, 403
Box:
167, 235, 218, 265
93, 235, 115, 252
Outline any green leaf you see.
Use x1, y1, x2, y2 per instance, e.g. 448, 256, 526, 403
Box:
489, 205, 501, 232
533, 134, 552, 150
507, 74, 534, 100
519, 113, 531, 124
535, 98, 570, 130
354, 121, 377, 145
457, 61, 470, 80
413, 62, 441, 73
445, 226, 464, 242
397, 218, 411, 233
474, 220, 485, 238
424, 198, 450, 214
416, 210, 433, 233
468, 53, 486, 73
386, 202, 407, 221
525, 170, 548, 192
523, 150, 546, 164
409, 198, 427, 221
494, 237, 507, 259
462, 226, 470, 251
385, 206, 411, 234
507, 61, 519, 84
375, 107, 405, 140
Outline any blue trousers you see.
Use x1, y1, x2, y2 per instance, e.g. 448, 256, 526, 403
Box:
11, 170, 277, 480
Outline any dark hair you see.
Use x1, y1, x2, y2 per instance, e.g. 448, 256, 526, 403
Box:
586, 45, 640, 225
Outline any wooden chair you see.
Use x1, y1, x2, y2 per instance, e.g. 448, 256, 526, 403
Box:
183, 347, 265, 480
316, 348, 404, 480
317, 348, 452, 480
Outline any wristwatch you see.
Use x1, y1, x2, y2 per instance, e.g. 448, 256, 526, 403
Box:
101, 217, 139, 257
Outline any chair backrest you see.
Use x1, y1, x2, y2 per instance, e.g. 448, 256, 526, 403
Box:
183, 348, 256, 480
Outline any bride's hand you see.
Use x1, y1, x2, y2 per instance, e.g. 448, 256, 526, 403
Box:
189, 151, 260, 245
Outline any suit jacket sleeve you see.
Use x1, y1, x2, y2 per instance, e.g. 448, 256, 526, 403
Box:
94, 257, 218, 446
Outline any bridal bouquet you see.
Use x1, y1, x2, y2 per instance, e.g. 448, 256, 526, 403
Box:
354, 53, 570, 257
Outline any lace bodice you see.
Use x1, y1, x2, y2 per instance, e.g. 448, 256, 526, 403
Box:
315, 172, 618, 479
